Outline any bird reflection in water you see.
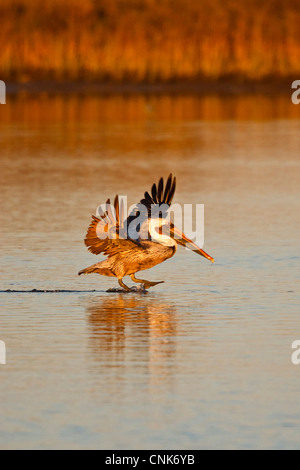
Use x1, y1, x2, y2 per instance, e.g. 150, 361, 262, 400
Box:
85, 294, 177, 384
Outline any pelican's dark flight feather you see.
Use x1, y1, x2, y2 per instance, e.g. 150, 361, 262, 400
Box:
138, 173, 176, 216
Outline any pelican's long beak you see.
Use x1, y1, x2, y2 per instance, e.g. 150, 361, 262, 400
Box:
169, 224, 214, 263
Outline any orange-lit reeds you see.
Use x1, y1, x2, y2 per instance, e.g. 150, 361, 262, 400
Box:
0, 0, 300, 83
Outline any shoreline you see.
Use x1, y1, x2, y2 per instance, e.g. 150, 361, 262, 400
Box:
5, 79, 295, 97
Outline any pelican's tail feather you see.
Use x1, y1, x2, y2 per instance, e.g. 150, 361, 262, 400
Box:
78, 260, 114, 277
78, 266, 95, 275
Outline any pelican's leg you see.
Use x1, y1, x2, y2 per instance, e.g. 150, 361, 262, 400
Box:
118, 278, 131, 292
130, 274, 164, 289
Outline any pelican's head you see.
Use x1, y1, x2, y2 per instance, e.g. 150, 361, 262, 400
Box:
159, 220, 214, 262
147, 218, 177, 247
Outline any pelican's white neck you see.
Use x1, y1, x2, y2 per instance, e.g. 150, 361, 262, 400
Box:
148, 218, 176, 247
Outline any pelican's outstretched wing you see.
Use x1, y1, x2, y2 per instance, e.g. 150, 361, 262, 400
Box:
139, 174, 176, 216
125, 174, 176, 228
84, 195, 143, 257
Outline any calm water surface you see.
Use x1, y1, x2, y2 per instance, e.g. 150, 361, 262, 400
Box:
0, 94, 299, 449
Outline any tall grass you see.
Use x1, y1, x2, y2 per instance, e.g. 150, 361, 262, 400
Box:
1, 0, 300, 82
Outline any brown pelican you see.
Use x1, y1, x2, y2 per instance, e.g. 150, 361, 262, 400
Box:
78, 174, 214, 291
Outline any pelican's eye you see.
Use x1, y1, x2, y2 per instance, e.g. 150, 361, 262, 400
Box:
152, 225, 162, 235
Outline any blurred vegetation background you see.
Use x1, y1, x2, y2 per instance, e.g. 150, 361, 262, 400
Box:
1, 0, 300, 83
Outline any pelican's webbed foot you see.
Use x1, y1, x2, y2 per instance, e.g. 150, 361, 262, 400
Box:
107, 278, 148, 293
118, 278, 131, 292
130, 274, 164, 289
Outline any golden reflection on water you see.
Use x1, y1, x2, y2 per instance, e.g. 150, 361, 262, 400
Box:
86, 295, 177, 383
1, 93, 299, 124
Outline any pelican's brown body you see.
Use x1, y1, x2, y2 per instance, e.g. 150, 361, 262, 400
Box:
79, 241, 176, 279
78, 174, 214, 291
